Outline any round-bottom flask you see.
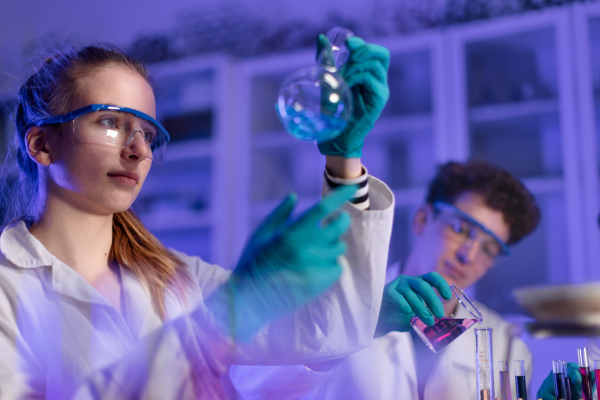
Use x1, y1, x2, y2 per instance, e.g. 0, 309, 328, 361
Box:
276, 27, 354, 143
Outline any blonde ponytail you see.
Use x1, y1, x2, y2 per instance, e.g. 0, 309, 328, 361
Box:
111, 210, 191, 320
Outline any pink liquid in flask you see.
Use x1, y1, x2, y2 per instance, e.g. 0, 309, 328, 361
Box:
412, 317, 479, 352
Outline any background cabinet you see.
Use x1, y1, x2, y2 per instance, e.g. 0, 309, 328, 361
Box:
133, 55, 236, 268
446, 8, 584, 315
234, 6, 596, 317
1, 4, 600, 395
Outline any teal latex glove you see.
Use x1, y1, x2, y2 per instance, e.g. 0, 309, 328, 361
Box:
536, 362, 581, 400
375, 272, 452, 337
206, 185, 356, 342
317, 34, 390, 158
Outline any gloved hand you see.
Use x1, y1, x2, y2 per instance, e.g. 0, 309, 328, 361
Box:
536, 362, 581, 400
317, 34, 390, 158
206, 185, 357, 342
375, 272, 452, 337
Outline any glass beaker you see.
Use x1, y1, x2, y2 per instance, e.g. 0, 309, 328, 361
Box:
410, 283, 483, 353
276, 27, 354, 143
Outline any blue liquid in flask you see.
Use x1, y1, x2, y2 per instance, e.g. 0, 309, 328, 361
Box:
276, 27, 353, 143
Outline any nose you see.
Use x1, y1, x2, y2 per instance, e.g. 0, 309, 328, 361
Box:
123, 128, 151, 162
456, 239, 479, 264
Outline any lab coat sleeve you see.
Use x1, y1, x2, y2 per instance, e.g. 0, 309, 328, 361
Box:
73, 303, 233, 400
231, 175, 394, 364
228, 176, 393, 399
228, 364, 333, 400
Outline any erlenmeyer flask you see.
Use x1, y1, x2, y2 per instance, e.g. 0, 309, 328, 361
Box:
276, 27, 354, 143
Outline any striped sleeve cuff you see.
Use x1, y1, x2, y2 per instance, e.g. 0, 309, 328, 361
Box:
324, 166, 370, 211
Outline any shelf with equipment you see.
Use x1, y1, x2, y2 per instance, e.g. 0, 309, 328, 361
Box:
446, 7, 583, 313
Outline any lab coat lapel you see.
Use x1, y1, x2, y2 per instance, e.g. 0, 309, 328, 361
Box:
119, 265, 162, 340
51, 259, 113, 307
1, 220, 117, 308
0, 220, 53, 268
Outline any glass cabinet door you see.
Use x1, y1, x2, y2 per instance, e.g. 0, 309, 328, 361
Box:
449, 10, 583, 313
133, 57, 229, 264
574, 2, 600, 281
373, 34, 443, 265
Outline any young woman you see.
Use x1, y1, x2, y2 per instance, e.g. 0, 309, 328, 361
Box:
0, 37, 394, 399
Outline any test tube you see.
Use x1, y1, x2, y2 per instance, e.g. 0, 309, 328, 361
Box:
594, 360, 600, 400
514, 360, 528, 400
498, 361, 512, 400
577, 347, 593, 400
553, 360, 567, 400
560, 361, 571, 400
475, 328, 494, 400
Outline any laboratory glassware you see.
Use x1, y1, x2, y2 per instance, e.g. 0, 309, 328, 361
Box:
276, 27, 354, 143
594, 360, 600, 400
475, 328, 494, 400
553, 360, 567, 400
560, 361, 571, 400
578, 347, 593, 400
498, 361, 512, 400
514, 360, 528, 400
411, 283, 483, 353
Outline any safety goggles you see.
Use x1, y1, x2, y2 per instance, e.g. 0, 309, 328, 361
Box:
34, 104, 170, 165
433, 201, 511, 260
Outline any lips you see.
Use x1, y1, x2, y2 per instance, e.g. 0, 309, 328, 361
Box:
108, 171, 139, 184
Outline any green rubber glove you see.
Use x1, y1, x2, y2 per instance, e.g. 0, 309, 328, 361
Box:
536, 362, 581, 400
206, 185, 356, 342
375, 272, 452, 337
317, 34, 390, 158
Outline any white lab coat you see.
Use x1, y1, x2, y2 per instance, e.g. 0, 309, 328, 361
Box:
231, 287, 533, 400
0, 176, 394, 400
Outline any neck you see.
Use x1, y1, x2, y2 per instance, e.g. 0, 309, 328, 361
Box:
29, 198, 115, 282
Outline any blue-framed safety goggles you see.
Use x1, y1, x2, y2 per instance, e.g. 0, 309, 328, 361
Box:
34, 104, 170, 165
433, 201, 511, 257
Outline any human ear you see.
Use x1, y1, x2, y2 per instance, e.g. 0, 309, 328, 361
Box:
412, 204, 433, 236
25, 126, 53, 166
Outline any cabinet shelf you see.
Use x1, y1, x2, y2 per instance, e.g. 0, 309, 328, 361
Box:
373, 113, 433, 135
252, 130, 303, 149
469, 98, 559, 123
392, 187, 427, 206
522, 176, 564, 193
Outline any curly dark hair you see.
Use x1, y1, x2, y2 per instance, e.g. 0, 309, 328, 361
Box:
425, 160, 540, 245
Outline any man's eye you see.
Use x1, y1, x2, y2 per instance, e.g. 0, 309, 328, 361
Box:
451, 222, 468, 235
144, 131, 157, 143
483, 243, 500, 259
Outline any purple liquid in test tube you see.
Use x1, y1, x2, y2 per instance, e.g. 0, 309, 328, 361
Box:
578, 348, 593, 400
498, 361, 512, 400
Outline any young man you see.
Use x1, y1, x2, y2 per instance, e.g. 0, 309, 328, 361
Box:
367, 160, 540, 399
231, 160, 540, 400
